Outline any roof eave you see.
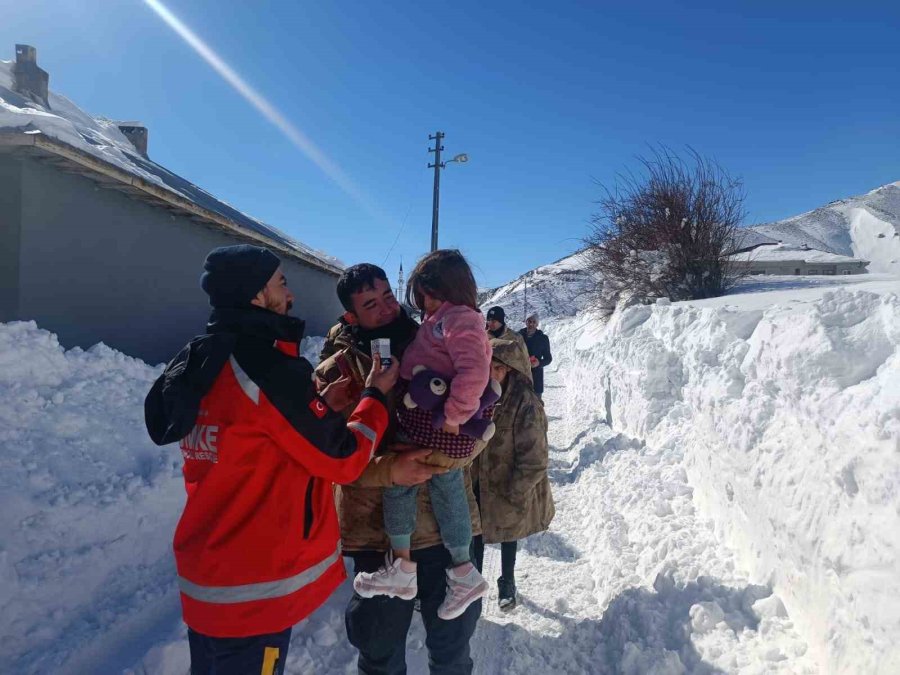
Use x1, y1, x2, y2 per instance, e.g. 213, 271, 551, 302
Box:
0, 131, 342, 277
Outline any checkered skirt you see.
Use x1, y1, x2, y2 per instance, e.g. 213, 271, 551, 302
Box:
395, 381, 493, 459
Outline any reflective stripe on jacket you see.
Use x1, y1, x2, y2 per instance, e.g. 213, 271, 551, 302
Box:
146, 307, 389, 637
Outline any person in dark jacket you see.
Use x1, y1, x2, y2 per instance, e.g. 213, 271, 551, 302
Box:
519, 313, 552, 399
485, 306, 532, 387
144, 245, 398, 675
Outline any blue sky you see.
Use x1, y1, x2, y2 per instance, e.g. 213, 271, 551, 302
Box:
2, 0, 898, 288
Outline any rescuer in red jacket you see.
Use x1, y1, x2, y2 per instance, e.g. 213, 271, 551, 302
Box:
145, 244, 398, 675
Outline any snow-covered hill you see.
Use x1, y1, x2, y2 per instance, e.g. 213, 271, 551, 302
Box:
748, 181, 900, 273
479, 251, 597, 326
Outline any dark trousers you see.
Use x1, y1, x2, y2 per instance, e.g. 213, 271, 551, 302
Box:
471, 539, 518, 581
471, 483, 519, 581
345, 541, 482, 675
188, 627, 291, 675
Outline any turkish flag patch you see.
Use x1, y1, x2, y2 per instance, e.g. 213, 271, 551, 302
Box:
309, 397, 328, 419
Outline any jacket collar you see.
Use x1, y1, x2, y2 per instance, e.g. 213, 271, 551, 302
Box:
207, 306, 306, 344
335, 309, 419, 354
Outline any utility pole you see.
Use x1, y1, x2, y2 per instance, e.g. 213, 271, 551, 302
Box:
397, 258, 405, 295
428, 131, 444, 252
523, 275, 528, 322
426, 132, 468, 252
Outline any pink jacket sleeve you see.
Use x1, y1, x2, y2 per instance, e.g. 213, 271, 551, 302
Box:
441, 307, 492, 426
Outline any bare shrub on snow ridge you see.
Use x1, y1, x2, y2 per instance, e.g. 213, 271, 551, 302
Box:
584, 147, 746, 311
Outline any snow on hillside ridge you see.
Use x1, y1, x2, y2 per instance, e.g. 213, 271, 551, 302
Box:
552, 282, 900, 673
749, 181, 900, 273
0, 59, 340, 269
479, 251, 597, 324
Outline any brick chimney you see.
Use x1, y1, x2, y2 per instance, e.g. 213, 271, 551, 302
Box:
13, 44, 50, 108
117, 123, 149, 157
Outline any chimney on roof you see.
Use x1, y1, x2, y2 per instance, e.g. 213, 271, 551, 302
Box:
13, 44, 50, 108
117, 124, 149, 157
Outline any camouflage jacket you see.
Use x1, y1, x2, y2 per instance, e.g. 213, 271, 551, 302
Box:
472, 337, 554, 543
490, 325, 534, 386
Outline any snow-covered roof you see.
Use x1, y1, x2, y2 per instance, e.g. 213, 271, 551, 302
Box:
732, 228, 780, 252
0, 57, 342, 275
746, 181, 900, 274
730, 243, 867, 265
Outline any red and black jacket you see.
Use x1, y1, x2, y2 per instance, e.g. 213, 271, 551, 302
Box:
145, 306, 388, 637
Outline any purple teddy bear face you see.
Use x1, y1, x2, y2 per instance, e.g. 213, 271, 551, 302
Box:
403, 366, 502, 442
402, 367, 451, 413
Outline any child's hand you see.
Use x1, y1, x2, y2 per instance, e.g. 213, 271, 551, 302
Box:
441, 422, 460, 436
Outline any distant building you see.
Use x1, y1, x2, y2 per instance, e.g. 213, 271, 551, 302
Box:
0, 45, 343, 363
729, 243, 869, 276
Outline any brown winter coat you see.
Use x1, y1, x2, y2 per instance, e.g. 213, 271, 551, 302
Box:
315, 318, 482, 553
472, 337, 554, 543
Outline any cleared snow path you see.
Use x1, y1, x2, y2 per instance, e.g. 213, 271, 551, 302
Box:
464, 357, 818, 675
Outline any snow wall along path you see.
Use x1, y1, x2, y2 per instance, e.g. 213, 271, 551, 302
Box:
554, 288, 900, 674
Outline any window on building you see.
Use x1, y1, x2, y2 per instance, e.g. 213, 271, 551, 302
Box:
794, 268, 801, 275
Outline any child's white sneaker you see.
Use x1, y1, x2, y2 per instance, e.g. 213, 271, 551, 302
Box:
437, 562, 488, 620
353, 553, 418, 601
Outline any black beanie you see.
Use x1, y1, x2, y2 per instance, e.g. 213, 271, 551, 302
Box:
200, 245, 281, 308
486, 306, 506, 323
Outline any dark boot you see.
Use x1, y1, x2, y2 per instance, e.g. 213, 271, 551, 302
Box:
497, 576, 517, 611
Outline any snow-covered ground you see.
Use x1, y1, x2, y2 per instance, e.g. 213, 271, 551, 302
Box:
552, 276, 900, 673
2, 263, 898, 673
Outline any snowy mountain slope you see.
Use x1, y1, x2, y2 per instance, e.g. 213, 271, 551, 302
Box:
748, 181, 900, 273
479, 251, 597, 326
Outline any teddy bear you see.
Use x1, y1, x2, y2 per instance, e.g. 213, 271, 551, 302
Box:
402, 365, 502, 442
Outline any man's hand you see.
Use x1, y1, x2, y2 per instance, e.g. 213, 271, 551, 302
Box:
529, 355, 539, 367
389, 448, 448, 486
366, 353, 399, 396
441, 422, 460, 436
319, 375, 353, 411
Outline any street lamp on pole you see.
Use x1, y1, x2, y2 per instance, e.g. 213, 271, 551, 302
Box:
428, 131, 468, 252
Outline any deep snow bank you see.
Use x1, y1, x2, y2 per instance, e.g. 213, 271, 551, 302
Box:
557, 282, 900, 673
0, 322, 323, 674
0, 322, 182, 673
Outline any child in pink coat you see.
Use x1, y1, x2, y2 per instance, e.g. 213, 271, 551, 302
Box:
353, 249, 492, 620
